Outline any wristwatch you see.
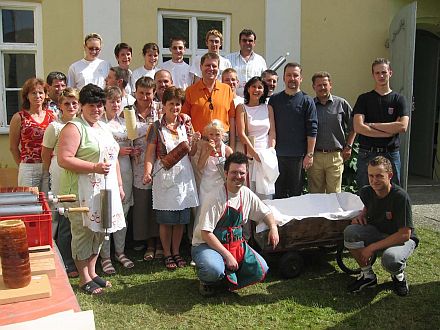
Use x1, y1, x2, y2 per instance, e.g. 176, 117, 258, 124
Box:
306, 152, 314, 158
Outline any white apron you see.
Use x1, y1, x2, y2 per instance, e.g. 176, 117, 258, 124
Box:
152, 123, 199, 211
77, 118, 126, 233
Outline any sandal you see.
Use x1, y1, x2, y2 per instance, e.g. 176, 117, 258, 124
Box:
67, 270, 79, 278
155, 248, 164, 259
173, 254, 187, 268
81, 280, 104, 295
101, 258, 116, 275
164, 256, 177, 271
92, 275, 112, 288
143, 248, 155, 261
115, 253, 135, 268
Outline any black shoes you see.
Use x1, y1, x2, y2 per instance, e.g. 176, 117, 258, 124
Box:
391, 273, 409, 296
347, 274, 378, 293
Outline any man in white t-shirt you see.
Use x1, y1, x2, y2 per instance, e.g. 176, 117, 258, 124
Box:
160, 37, 192, 90
192, 152, 279, 296
190, 29, 232, 83
226, 29, 267, 97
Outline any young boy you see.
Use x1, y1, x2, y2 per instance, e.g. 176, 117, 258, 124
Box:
160, 37, 193, 90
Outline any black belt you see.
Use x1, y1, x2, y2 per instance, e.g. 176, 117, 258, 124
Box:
315, 148, 342, 153
359, 145, 398, 153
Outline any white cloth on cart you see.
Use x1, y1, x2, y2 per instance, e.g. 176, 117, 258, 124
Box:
256, 192, 364, 233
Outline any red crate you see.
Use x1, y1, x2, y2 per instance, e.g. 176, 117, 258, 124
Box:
0, 192, 53, 247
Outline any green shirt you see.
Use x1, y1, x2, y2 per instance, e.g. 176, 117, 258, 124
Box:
59, 117, 100, 196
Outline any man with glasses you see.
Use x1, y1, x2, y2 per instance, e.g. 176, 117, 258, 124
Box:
226, 29, 267, 97
190, 29, 232, 82
46, 71, 67, 117
191, 152, 279, 296
182, 52, 235, 147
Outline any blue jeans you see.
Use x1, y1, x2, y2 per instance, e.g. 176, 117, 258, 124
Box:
191, 243, 269, 285
356, 149, 401, 190
344, 224, 416, 275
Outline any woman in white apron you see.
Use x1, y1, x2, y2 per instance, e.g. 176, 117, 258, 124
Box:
144, 86, 200, 270
58, 84, 126, 295
99, 86, 135, 274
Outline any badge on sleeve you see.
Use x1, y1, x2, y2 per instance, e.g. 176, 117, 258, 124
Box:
388, 107, 394, 115
386, 211, 393, 220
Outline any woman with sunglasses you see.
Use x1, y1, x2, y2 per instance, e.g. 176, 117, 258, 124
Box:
67, 33, 111, 90
42, 87, 80, 278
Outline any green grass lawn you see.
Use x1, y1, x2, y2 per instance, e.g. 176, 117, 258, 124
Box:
70, 228, 440, 330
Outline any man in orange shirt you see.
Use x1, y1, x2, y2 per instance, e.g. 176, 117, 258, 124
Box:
182, 52, 235, 147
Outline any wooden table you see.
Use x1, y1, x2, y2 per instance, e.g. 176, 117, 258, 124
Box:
0, 248, 80, 325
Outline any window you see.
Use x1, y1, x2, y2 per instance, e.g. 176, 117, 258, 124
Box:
158, 10, 230, 65
0, 2, 42, 132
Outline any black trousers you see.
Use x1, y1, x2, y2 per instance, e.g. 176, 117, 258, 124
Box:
275, 156, 304, 198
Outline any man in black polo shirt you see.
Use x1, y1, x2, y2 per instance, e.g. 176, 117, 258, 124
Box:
353, 58, 409, 189
344, 156, 418, 296
308, 71, 356, 193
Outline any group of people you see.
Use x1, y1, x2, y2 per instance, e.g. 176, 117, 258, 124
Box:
8, 27, 417, 298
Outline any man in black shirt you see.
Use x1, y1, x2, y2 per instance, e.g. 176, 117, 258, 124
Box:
344, 156, 418, 296
353, 58, 409, 189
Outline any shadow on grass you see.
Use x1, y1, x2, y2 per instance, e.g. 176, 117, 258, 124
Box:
327, 281, 440, 329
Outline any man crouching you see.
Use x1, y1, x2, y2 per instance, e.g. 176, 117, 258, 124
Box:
191, 152, 279, 296
344, 156, 418, 296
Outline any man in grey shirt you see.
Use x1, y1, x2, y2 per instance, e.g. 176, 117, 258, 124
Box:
307, 71, 356, 193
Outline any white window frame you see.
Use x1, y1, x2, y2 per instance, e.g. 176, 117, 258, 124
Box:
0, 1, 43, 133
157, 10, 231, 65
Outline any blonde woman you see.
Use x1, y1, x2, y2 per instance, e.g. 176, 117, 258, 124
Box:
42, 87, 80, 278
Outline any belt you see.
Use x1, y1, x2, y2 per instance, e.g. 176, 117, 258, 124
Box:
359, 145, 398, 153
315, 148, 342, 153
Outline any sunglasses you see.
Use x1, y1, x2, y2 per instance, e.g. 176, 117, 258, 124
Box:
208, 97, 214, 111
87, 47, 101, 52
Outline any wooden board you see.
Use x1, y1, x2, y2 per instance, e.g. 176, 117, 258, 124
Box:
0, 274, 52, 305
29, 245, 55, 261
0, 252, 56, 277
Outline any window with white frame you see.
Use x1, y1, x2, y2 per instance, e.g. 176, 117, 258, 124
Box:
157, 10, 231, 65
0, 2, 42, 132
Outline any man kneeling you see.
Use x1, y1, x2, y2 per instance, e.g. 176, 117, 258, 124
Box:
344, 156, 418, 296
192, 152, 279, 296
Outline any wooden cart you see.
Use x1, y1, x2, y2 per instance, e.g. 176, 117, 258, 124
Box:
252, 217, 363, 278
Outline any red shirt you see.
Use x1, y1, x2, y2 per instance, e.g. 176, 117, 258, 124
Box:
19, 109, 55, 163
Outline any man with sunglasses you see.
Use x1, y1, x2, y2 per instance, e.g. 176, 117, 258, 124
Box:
226, 29, 267, 97
182, 52, 235, 148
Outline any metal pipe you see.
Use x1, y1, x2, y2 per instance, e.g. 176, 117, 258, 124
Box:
268, 52, 290, 72
0, 195, 39, 206
0, 204, 43, 216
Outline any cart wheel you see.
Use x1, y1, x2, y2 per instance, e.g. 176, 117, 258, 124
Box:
279, 252, 304, 279
336, 245, 377, 275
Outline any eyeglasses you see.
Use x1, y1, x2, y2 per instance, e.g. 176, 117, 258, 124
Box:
88, 47, 101, 52
208, 96, 214, 110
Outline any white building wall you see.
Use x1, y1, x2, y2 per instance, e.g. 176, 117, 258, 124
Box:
83, 0, 121, 65
265, 0, 301, 92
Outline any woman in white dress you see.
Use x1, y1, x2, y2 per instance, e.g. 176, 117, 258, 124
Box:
236, 76, 276, 200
